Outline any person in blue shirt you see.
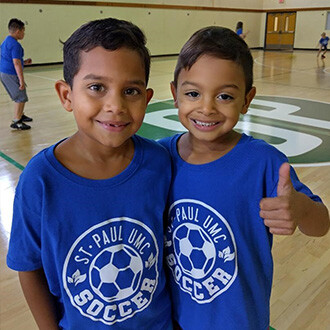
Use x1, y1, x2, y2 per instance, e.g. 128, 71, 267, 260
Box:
7, 18, 173, 329
159, 26, 329, 330
235, 21, 248, 39
317, 32, 329, 59
0, 18, 33, 130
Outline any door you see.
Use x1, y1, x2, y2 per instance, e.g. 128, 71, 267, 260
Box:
265, 12, 296, 50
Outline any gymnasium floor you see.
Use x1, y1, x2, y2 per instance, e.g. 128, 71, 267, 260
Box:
0, 50, 329, 329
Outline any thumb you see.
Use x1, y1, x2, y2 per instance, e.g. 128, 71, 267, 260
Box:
277, 162, 293, 197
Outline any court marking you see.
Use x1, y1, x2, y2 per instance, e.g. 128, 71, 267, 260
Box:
0, 151, 25, 171
25, 73, 58, 81
144, 96, 330, 167
1, 94, 330, 169
253, 55, 330, 75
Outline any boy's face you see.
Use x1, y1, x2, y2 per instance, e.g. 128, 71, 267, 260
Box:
11, 27, 25, 40
171, 55, 255, 145
56, 46, 153, 150
17, 28, 25, 40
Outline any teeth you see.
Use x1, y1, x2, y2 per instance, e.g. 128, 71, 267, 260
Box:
194, 119, 217, 127
105, 123, 124, 127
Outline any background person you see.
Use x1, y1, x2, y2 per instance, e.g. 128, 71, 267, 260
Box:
0, 18, 33, 130
235, 21, 249, 39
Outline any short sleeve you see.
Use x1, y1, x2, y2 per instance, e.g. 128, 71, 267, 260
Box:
11, 42, 23, 61
6, 187, 43, 271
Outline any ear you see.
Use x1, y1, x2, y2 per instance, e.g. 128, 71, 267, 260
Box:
55, 80, 73, 112
170, 81, 178, 108
241, 86, 256, 115
145, 88, 154, 106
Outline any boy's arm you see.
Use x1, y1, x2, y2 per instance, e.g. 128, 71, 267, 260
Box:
19, 269, 59, 330
259, 163, 330, 236
12, 58, 25, 90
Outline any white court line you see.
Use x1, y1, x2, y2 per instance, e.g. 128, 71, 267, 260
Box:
253, 55, 330, 75
324, 67, 330, 74
149, 98, 173, 104
293, 162, 330, 168
25, 73, 58, 81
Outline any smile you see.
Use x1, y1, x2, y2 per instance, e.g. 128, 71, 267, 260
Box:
97, 120, 129, 131
193, 119, 219, 127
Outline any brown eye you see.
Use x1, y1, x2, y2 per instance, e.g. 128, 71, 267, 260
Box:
125, 88, 140, 96
186, 91, 199, 98
89, 84, 104, 92
218, 94, 233, 101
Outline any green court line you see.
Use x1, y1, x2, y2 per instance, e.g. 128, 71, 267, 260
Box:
0, 151, 25, 171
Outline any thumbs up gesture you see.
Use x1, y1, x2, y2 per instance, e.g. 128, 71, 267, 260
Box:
259, 162, 300, 235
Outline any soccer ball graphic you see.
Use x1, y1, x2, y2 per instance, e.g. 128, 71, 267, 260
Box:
173, 223, 216, 279
90, 245, 143, 302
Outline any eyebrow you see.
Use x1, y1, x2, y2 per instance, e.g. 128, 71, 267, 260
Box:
181, 81, 239, 90
82, 74, 146, 86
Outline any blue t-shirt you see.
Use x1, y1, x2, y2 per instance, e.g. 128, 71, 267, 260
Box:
0, 35, 24, 75
236, 28, 243, 36
159, 133, 322, 330
7, 135, 172, 329
319, 36, 329, 46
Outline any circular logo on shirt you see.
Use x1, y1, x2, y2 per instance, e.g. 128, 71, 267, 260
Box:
165, 199, 237, 304
63, 218, 159, 325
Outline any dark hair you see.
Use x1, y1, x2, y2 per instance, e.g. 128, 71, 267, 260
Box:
8, 18, 25, 32
62, 18, 150, 87
173, 26, 253, 93
236, 21, 243, 31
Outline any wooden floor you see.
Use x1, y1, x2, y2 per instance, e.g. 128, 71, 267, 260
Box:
0, 50, 329, 329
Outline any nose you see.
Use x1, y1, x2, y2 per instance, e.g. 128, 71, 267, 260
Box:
103, 91, 126, 114
199, 96, 216, 116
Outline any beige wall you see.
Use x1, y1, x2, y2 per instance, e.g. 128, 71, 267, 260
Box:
0, 3, 263, 64
0, 1, 329, 64
295, 10, 329, 48
262, 0, 330, 10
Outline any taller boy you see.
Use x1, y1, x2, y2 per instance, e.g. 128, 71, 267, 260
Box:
0, 18, 33, 130
7, 18, 172, 329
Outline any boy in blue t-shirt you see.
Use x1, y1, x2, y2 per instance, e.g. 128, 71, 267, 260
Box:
317, 32, 329, 59
7, 18, 173, 329
0, 18, 33, 130
159, 26, 329, 329
235, 21, 248, 39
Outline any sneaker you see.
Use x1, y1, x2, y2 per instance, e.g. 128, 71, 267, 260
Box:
10, 120, 31, 130
21, 114, 33, 122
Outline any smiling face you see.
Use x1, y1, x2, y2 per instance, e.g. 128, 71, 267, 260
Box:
56, 46, 153, 151
172, 55, 255, 149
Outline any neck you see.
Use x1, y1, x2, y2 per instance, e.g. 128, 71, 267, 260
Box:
9, 32, 19, 41
178, 131, 242, 164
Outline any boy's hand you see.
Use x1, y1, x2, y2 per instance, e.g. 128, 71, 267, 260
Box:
24, 58, 32, 65
259, 162, 301, 235
19, 81, 26, 90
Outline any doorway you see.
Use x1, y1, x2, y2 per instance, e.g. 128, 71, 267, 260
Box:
265, 12, 296, 50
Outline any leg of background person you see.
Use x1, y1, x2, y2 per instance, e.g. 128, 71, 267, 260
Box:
14, 102, 25, 121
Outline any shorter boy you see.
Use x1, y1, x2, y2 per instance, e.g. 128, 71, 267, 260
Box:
0, 18, 32, 130
317, 32, 329, 59
159, 26, 329, 329
7, 18, 173, 329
